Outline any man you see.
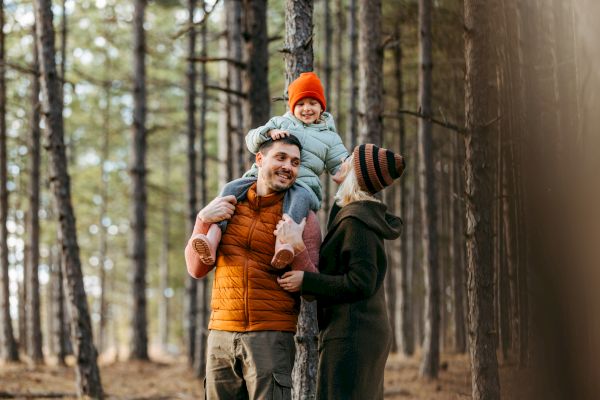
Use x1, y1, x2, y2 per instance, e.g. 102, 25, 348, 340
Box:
184, 136, 320, 400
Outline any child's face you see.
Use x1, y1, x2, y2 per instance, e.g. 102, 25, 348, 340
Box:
293, 97, 323, 125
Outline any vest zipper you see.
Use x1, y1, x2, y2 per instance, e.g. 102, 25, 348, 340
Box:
244, 217, 258, 328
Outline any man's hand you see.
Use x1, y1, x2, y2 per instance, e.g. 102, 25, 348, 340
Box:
332, 156, 351, 184
268, 129, 290, 140
197, 195, 237, 223
277, 271, 304, 293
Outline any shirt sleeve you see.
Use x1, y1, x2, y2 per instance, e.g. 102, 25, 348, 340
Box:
301, 219, 380, 303
184, 217, 216, 279
290, 211, 321, 273
325, 132, 350, 175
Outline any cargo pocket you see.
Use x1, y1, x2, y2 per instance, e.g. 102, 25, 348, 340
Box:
272, 372, 292, 400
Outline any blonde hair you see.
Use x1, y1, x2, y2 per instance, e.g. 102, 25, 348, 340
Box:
334, 154, 381, 207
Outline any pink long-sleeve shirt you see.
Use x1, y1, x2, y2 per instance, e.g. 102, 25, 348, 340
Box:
185, 210, 321, 279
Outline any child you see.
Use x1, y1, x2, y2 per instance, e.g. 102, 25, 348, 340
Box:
191, 72, 349, 268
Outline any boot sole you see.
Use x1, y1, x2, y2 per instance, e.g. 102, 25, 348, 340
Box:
192, 237, 215, 265
271, 248, 294, 269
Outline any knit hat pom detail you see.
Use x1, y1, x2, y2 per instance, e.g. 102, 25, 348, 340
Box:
288, 72, 327, 112
353, 144, 405, 194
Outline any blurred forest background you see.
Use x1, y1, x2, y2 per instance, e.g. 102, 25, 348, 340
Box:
2, 0, 600, 399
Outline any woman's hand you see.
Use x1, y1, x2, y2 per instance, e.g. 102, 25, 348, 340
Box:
268, 129, 290, 140
277, 271, 304, 293
332, 156, 352, 184
274, 214, 307, 254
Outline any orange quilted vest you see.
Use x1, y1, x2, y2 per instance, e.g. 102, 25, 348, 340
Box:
208, 183, 300, 332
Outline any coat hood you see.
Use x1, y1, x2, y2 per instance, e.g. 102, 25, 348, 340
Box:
327, 201, 402, 240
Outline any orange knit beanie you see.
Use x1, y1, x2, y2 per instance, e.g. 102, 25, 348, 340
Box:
288, 72, 327, 112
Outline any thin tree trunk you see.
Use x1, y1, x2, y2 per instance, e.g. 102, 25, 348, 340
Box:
321, 0, 332, 221
130, 0, 149, 361
334, 0, 344, 132
284, 2, 318, 398
51, 244, 67, 365
0, 0, 19, 364
97, 69, 111, 356
358, 0, 383, 144
394, 23, 414, 357
159, 147, 170, 351
33, 0, 103, 395
194, 0, 209, 378
451, 134, 466, 353
185, 0, 198, 367
242, 0, 270, 139
227, 0, 245, 176
347, 0, 358, 149
417, 0, 440, 379
464, 0, 502, 397
27, 22, 44, 364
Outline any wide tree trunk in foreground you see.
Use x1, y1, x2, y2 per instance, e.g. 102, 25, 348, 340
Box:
33, 0, 103, 396
464, 0, 502, 397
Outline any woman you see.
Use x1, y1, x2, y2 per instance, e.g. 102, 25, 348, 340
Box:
276, 144, 405, 400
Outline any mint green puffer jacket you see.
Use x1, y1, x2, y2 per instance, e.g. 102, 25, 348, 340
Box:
244, 111, 349, 210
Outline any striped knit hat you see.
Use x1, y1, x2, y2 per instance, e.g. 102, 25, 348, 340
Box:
353, 144, 405, 194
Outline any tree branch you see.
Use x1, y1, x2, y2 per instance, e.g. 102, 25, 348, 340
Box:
171, 0, 221, 40
188, 57, 246, 69
206, 84, 246, 98
384, 110, 465, 134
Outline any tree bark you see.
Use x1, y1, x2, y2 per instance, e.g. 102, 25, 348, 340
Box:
33, 0, 103, 395
242, 0, 270, 139
347, 0, 358, 149
129, 0, 149, 361
185, 0, 198, 367
321, 0, 332, 221
451, 134, 466, 353
26, 22, 44, 364
358, 0, 383, 144
194, 0, 209, 377
0, 0, 18, 363
417, 0, 440, 379
464, 0, 502, 397
227, 0, 245, 176
284, 2, 318, 398
159, 147, 171, 351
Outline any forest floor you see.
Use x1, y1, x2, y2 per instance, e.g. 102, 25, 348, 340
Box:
0, 350, 534, 399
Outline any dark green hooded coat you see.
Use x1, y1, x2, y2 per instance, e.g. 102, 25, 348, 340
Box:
302, 200, 402, 400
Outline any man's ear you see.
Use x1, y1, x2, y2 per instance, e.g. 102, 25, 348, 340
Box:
255, 151, 263, 167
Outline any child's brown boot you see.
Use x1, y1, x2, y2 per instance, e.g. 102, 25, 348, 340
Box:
191, 224, 221, 265
271, 238, 295, 269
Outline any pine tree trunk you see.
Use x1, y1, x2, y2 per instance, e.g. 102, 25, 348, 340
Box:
417, 0, 440, 379
159, 149, 171, 351
464, 0, 502, 397
321, 0, 332, 221
27, 23, 44, 364
0, 0, 20, 364
33, 0, 103, 395
51, 244, 67, 365
242, 0, 270, 140
97, 69, 111, 355
347, 0, 358, 149
451, 135, 466, 353
185, 0, 198, 367
358, 0, 383, 144
334, 0, 344, 131
130, 0, 149, 361
227, 0, 245, 176
394, 23, 414, 357
284, 2, 318, 398
194, 0, 209, 377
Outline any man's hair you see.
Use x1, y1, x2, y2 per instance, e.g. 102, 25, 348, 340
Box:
257, 136, 303, 155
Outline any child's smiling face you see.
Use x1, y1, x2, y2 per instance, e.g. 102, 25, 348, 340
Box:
293, 97, 323, 125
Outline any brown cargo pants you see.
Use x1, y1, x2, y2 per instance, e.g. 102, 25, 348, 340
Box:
205, 330, 295, 400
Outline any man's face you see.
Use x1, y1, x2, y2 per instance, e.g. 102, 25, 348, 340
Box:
256, 142, 301, 195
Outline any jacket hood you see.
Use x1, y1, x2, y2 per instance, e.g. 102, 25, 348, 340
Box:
328, 201, 402, 240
